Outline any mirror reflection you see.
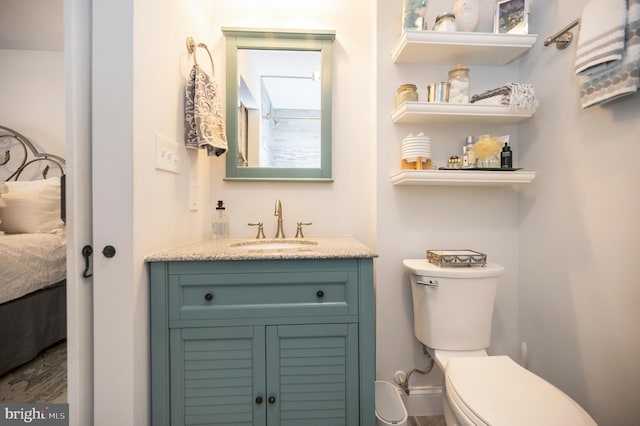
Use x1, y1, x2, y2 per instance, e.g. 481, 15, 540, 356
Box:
223, 27, 335, 181
237, 50, 322, 168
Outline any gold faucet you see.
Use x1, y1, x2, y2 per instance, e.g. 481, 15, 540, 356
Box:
274, 199, 285, 238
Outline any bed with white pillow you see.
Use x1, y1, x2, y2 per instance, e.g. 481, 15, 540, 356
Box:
0, 126, 66, 376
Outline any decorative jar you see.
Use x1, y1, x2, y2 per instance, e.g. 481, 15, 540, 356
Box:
433, 12, 457, 32
396, 84, 419, 107
452, 0, 480, 32
448, 63, 470, 103
402, 0, 428, 31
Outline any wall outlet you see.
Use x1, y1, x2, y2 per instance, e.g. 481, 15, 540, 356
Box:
189, 183, 199, 211
155, 134, 180, 174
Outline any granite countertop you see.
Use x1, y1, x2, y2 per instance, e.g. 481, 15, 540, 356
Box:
145, 236, 377, 262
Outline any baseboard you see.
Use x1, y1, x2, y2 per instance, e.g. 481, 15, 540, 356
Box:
400, 385, 444, 417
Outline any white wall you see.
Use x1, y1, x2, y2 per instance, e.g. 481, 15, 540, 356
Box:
519, 0, 640, 424
131, 1, 215, 424
91, 0, 214, 424
205, 0, 376, 245
376, 0, 523, 393
0, 49, 65, 156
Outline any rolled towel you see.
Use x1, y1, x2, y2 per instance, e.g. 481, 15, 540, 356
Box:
471, 83, 538, 111
575, 0, 627, 75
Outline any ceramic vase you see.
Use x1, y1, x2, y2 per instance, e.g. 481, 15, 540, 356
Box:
452, 0, 480, 32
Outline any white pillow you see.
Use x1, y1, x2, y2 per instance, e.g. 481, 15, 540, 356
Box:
0, 182, 7, 210
0, 177, 64, 234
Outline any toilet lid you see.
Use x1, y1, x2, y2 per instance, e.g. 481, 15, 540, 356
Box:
446, 356, 595, 426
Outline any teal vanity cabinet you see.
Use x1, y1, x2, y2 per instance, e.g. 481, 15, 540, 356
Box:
149, 254, 375, 426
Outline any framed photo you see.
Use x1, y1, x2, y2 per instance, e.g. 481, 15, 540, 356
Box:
494, 0, 529, 34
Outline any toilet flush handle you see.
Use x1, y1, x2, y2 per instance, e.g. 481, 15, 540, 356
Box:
417, 279, 439, 288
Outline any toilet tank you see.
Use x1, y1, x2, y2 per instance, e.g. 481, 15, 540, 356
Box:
403, 259, 504, 351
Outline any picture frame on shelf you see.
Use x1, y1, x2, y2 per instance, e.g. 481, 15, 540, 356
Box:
494, 0, 529, 34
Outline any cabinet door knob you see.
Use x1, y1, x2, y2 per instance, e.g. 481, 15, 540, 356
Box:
316, 290, 324, 298
255, 396, 263, 404
204, 293, 213, 301
268, 396, 276, 404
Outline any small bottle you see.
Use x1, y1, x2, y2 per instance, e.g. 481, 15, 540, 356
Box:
462, 136, 476, 168
501, 143, 513, 168
211, 200, 229, 239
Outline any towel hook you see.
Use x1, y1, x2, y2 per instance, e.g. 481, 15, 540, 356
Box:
544, 18, 580, 50
186, 36, 215, 73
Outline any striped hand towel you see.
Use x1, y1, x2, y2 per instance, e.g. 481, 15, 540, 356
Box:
575, 0, 627, 75
579, 0, 640, 108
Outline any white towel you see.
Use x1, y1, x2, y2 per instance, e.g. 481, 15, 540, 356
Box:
579, 0, 640, 108
575, 0, 627, 75
184, 64, 228, 157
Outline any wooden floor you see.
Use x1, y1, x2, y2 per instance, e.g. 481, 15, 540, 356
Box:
0, 341, 67, 403
0, 343, 447, 425
409, 414, 447, 425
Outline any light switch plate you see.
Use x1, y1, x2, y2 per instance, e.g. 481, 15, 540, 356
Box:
155, 134, 180, 174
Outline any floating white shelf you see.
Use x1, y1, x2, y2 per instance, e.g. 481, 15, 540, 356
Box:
391, 102, 535, 124
390, 169, 536, 187
391, 30, 538, 65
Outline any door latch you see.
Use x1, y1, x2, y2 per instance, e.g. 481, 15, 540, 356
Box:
81, 245, 93, 278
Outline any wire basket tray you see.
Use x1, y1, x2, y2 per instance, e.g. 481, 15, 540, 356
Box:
427, 249, 487, 267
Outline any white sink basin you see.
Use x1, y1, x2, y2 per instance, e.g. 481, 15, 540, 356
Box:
229, 239, 318, 251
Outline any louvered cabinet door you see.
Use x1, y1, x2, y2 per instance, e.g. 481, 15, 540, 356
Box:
266, 324, 359, 426
169, 326, 267, 426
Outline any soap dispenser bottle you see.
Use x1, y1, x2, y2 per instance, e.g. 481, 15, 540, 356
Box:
500, 143, 513, 169
211, 200, 229, 239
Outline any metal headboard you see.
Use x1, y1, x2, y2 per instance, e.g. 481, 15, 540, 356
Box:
0, 125, 66, 223
0, 125, 66, 182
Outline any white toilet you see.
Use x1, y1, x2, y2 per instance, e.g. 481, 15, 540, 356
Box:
404, 259, 597, 426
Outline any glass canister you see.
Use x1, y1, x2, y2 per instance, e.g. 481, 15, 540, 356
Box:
402, 0, 428, 31
433, 12, 457, 31
396, 84, 419, 107
448, 63, 470, 103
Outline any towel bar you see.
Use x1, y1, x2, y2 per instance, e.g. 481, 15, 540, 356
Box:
186, 36, 215, 73
544, 18, 580, 49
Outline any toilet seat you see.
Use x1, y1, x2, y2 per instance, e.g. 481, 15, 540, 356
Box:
445, 356, 596, 426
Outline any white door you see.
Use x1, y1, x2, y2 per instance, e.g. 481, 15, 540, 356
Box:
91, 0, 138, 424
64, 0, 93, 425
66, 0, 138, 425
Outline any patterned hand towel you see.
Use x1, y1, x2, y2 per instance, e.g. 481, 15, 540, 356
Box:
580, 0, 640, 108
575, 0, 627, 75
184, 64, 228, 156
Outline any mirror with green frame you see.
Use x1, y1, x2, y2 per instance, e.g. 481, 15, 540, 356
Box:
222, 28, 335, 181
